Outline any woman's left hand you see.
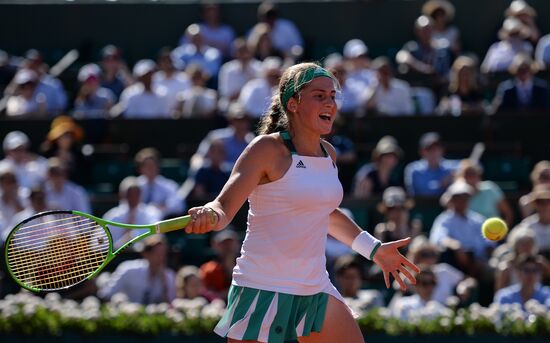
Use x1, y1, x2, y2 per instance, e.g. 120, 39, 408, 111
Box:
373, 237, 420, 291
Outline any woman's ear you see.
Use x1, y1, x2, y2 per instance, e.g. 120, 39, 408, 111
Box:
286, 98, 297, 113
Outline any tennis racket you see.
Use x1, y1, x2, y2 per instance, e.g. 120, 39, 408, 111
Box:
4, 210, 191, 293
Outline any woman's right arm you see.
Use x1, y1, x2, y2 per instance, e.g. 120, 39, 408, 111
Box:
184, 135, 281, 234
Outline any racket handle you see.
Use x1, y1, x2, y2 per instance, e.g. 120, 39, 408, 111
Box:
155, 215, 192, 233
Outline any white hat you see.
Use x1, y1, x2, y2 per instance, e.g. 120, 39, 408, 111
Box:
440, 181, 474, 206
261, 56, 282, 72
343, 39, 368, 59
13, 69, 38, 85
133, 59, 156, 78
78, 63, 101, 83
3, 131, 30, 151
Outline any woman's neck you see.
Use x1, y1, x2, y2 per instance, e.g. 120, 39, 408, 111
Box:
288, 130, 322, 156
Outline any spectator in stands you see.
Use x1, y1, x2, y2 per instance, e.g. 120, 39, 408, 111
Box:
535, 33, 550, 69
325, 54, 366, 116
430, 181, 493, 277
218, 38, 262, 112
390, 266, 446, 320
184, 3, 236, 58
5, 69, 47, 118
0, 49, 17, 94
99, 235, 176, 304
172, 24, 222, 81
135, 148, 184, 217
342, 39, 376, 91
174, 63, 218, 118
200, 228, 240, 300
239, 56, 282, 118
492, 53, 550, 113
421, 0, 461, 55
353, 136, 403, 198
190, 102, 255, 173
0, 131, 48, 189
188, 139, 231, 200
455, 159, 514, 227
256, 1, 304, 58
334, 254, 384, 313
493, 227, 550, 290
73, 63, 115, 119
104, 176, 162, 249
407, 236, 477, 305
436, 56, 487, 116
404, 132, 457, 197
505, 0, 540, 44
395, 15, 452, 86
44, 157, 91, 213
20, 49, 67, 115
40, 116, 89, 184
3, 187, 49, 242
246, 23, 285, 62
481, 18, 533, 74
175, 265, 213, 301
365, 57, 415, 116
519, 160, 550, 218
99, 44, 133, 100
374, 187, 422, 245
153, 47, 191, 115
513, 184, 550, 257
114, 59, 171, 118
494, 254, 550, 309
0, 164, 27, 232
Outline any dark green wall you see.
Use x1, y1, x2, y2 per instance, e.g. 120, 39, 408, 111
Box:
1, 0, 550, 64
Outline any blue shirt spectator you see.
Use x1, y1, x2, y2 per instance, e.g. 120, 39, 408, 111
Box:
495, 283, 550, 308
404, 132, 458, 196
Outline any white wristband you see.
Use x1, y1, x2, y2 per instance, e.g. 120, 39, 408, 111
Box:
351, 231, 382, 260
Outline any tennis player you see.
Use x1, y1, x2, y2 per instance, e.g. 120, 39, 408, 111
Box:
186, 62, 420, 343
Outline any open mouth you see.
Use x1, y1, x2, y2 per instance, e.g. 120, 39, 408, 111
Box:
319, 113, 332, 122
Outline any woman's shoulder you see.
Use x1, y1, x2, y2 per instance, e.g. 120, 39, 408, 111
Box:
244, 133, 288, 158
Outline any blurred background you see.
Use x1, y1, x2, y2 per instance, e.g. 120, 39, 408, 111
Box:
0, 0, 549, 341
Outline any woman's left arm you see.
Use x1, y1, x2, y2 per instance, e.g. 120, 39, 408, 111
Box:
328, 208, 420, 291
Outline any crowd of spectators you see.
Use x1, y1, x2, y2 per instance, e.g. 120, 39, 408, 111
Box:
0, 0, 549, 319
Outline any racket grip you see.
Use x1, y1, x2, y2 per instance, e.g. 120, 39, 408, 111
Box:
155, 215, 192, 233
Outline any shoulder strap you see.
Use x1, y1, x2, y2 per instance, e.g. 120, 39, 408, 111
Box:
319, 141, 329, 157
279, 131, 297, 155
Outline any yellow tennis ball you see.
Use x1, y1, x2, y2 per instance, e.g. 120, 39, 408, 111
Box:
482, 217, 508, 241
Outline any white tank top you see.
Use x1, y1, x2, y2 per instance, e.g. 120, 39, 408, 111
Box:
232, 132, 344, 295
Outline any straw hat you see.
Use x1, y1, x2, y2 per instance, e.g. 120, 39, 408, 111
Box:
377, 187, 415, 213
422, 0, 455, 21
372, 136, 403, 161
46, 116, 84, 142
525, 184, 550, 203
498, 17, 531, 40
505, 0, 537, 18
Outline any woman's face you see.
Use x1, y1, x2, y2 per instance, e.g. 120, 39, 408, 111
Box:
379, 153, 398, 169
290, 76, 338, 136
183, 275, 203, 299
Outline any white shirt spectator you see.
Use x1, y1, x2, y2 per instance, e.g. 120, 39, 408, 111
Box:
431, 263, 464, 304
136, 175, 184, 217
391, 294, 445, 320
238, 77, 274, 118
514, 214, 550, 252
98, 259, 176, 304
481, 40, 533, 73
366, 79, 415, 116
153, 71, 191, 113
0, 157, 48, 189
44, 180, 91, 213
218, 59, 262, 100
103, 203, 162, 249
270, 18, 304, 54
178, 86, 218, 118
535, 34, 550, 68
118, 83, 171, 118
0, 188, 29, 226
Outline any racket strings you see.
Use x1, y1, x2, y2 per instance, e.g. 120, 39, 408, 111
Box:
7, 213, 110, 291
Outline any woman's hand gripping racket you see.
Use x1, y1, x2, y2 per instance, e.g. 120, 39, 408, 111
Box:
4, 210, 191, 293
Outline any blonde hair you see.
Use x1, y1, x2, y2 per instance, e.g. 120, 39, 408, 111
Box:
448, 56, 478, 94
455, 159, 483, 180
530, 160, 550, 185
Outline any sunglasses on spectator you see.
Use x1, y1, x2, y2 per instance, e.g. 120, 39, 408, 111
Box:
418, 251, 438, 259
417, 279, 436, 286
521, 267, 540, 274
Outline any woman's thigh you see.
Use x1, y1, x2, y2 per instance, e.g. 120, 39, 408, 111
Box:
298, 295, 364, 343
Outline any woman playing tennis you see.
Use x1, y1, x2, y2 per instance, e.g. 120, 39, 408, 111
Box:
186, 62, 420, 343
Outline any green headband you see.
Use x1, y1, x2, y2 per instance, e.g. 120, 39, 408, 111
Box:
280, 66, 336, 112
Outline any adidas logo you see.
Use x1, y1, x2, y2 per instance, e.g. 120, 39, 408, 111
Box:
296, 160, 306, 168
